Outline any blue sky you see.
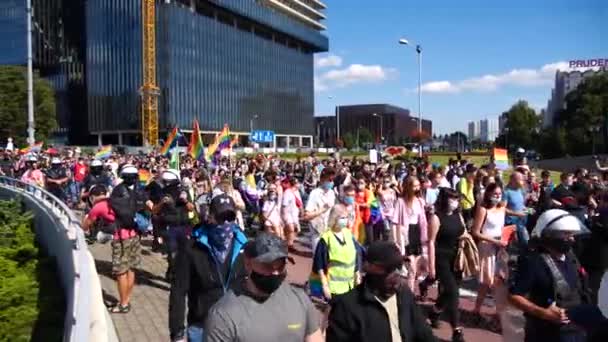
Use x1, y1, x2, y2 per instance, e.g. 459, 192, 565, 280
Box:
314, 0, 608, 134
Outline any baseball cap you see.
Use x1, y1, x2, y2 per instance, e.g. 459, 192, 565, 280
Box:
244, 232, 294, 264
366, 241, 404, 271
210, 194, 236, 222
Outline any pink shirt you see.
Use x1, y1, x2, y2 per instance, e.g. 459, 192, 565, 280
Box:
21, 169, 44, 186
88, 200, 137, 240
391, 197, 428, 243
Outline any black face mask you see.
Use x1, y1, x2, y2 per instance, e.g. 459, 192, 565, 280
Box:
250, 270, 286, 295
122, 175, 137, 186
544, 237, 574, 254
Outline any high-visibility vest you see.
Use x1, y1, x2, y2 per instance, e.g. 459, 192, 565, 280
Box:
321, 229, 357, 295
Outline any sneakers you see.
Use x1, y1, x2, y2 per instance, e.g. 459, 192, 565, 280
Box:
452, 328, 465, 342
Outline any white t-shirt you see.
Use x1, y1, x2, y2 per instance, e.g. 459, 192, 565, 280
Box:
305, 188, 336, 234
282, 189, 300, 225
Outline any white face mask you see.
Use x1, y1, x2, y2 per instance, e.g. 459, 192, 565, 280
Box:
448, 199, 459, 212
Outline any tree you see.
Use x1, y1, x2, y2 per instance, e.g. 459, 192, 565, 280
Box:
557, 73, 608, 155
500, 100, 540, 150
0, 66, 57, 146
447, 131, 468, 152
358, 127, 373, 147
341, 132, 355, 149
538, 127, 567, 158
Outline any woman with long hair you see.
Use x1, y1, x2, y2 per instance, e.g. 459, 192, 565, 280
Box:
391, 176, 428, 293
427, 187, 466, 342
471, 182, 508, 316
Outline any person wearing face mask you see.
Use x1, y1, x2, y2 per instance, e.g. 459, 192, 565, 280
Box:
169, 194, 248, 342
45, 158, 69, 202
205, 232, 323, 342
390, 176, 428, 294
21, 154, 45, 187
107, 164, 152, 314
310, 204, 362, 303
304, 167, 337, 256
509, 209, 591, 342
156, 169, 195, 281
326, 241, 436, 342
261, 184, 284, 238
424, 188, 466, 342
471, 183, 509, 318
379, 176, 398, 241
81, 159, 112, 207
353, 176, 372, 245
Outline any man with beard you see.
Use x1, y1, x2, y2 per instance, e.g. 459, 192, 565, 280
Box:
326, 241, 436, 342
204, 232, 323, 342
45, 157, 69, 202
169, 194, 248, 342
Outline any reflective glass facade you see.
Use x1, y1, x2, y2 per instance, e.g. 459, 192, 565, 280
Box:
87, 0, 326, 136
0, 1, 27, 65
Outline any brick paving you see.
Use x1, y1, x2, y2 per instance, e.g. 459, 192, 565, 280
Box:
90, 235, 509, 342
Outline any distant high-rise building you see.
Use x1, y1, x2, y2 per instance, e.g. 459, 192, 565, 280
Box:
468, 121, 480, 141
543, 68, 606, 128
479, 118, 499, 143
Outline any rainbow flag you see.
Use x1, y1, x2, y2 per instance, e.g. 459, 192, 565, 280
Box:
138, 169, 151, 186
20, 142, 43, 154
493, 148, 509, 170
368, 191, 383, 225
160, 127, 181, 156
188, 119, 205, 161
94, 145, 112, 160
205, 124, 231, 160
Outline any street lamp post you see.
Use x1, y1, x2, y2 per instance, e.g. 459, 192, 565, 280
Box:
372, 113, 383, 145
589, 125, 601, 155
399, 38, 422, 157
250, 114, 258, 133
26, 0, 35, 146
329, 96, 340, 145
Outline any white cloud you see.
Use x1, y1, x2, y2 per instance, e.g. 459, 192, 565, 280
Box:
314, 54, 343, 68
418, 61, 600, 94
315, 64, 397, 92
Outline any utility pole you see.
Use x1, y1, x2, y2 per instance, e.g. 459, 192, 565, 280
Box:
26, 0, 35, 146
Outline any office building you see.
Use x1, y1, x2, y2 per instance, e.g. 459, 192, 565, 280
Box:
314, 115, 336, 147
316, 104, 432, 147
479, 118, 499, 143
543, 68, 606, 128
467, 121, 480, 141
0, 0, 328, 145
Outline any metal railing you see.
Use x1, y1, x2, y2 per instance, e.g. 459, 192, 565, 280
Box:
0, 176, 116, 342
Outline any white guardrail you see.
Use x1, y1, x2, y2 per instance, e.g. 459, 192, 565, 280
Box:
0, 176, 117, 342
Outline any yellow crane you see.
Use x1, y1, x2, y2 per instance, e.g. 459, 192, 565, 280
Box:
140, 0, 159, 147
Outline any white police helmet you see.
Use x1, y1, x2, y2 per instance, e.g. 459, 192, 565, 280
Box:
26, 154, 38, 162
517, 147, 526, 154
91, 159, 103, 167
531, 209, 589, 238
120, 164, 138, 175
51, 157, 61, 165
161, 169, 181, 182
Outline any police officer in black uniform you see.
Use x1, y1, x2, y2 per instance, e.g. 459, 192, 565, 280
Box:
45, 157, 69, 202
82, 159, 112, 206
509, 209, 591, 342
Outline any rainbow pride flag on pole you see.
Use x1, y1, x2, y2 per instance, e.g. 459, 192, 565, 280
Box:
188, 119, 205, 161
205, 124, 231, 160
160, 127, 181, 156
493, 148, 509, 170
20, 142, 43, 154
94, 145, 112, 160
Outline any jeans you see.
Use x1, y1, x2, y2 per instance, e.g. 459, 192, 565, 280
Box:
187, 326, 204, 342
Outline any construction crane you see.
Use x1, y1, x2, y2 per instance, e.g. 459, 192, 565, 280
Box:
140, 0, 159, 147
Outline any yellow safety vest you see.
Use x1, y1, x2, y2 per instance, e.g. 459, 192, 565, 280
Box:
321, 229, 357, 295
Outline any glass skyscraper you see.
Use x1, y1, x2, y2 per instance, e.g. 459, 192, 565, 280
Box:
0, 0, 328, 145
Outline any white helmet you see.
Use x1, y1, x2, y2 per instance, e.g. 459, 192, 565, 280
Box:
120, 164, 138, 175
517, 147, 525, 154
51, 157, 61, 165
91, 159, 103, 167
531, 209, 589, 238
161, 169, 180, 182
26, 154, 38, 162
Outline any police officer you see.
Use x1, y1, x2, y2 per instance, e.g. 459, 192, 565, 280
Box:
45, 157, 69, 202
509, 209, 591, 342
155, 169, 193, 281
82, 159, 112, 206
